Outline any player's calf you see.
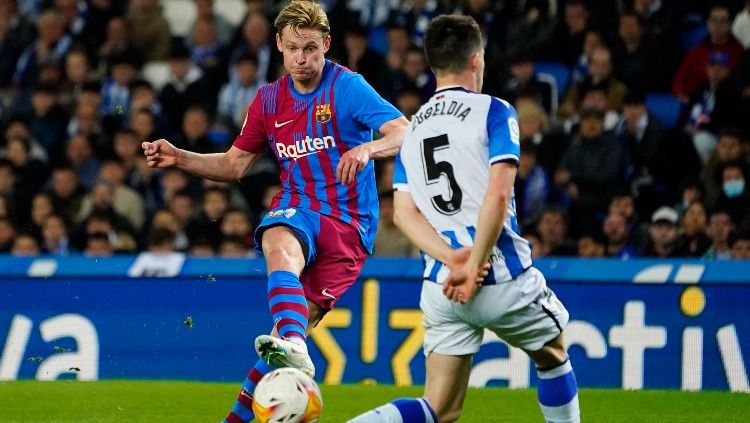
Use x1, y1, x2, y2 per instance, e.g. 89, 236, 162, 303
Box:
347, 398, 437, 423
529, 336, 580, 423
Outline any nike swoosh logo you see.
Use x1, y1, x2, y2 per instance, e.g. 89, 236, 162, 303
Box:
321, 288, 336, 300
275, 119, 293, 128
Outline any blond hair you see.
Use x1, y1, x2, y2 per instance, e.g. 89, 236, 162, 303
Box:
274, 0, 330, 38
516, 100, 550, 133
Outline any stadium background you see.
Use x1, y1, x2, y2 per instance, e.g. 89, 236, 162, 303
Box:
0, 0, 749, 419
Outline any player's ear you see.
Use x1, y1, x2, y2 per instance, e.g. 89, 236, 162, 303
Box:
323, 34, 331, 53
470, 52, 481, 71
276, 32, 283, 52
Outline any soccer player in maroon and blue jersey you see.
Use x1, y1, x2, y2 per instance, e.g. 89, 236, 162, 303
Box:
141, 1, 408, 421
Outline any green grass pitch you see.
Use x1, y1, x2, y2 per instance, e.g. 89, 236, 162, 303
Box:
0, 381, 747, 422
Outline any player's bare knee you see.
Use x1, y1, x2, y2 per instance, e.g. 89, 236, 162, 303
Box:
527, 334, 568, 369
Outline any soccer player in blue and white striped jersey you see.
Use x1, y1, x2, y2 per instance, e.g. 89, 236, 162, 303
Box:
348, 14, 580, 423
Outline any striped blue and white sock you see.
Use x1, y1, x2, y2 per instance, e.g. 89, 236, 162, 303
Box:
537, 359, 580, 423
347, 397, 437, 422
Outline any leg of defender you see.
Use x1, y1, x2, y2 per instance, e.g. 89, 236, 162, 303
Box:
527, 334, 580, 423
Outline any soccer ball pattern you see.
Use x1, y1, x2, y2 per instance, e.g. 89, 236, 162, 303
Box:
252, 367, 323, 423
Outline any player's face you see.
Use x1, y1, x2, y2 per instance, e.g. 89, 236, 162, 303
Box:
277, 26, 330, 87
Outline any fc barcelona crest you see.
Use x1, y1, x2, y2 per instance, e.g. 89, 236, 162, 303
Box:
315, 104, 332, 123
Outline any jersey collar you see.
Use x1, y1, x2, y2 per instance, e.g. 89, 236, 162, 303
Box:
434, 85, 475, 94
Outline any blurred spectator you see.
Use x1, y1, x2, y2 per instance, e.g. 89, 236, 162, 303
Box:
168, 189, 196, 229
230, 12, 278, 84
577, 231, 606, 258
560, 46, 627, 119
390, 0, 444, 48
701, 128, 748, 208
642, 206, 679, 257
615, 91, 665, 208
28, 83, 69, 160
683, 51, 742, 163
4, 118, 48, 164
29, 192, 54, 240
0, 217, 15, 252
703, 209, 735, 259
217, 50, 262, 131
189, 16, 229, 96
147, 227, 176, 253
343, 23, 385, 89
77, 178, 136, 238
675, 201, 711, 256
503, 0, 555, 60
220, 208, 254, 250
394, 88, 422, 119
373, 191, 417, 257
100, 52, 138, 124
612, 10, 664, 93
97, 16, 142, 74
11, 233, 41, 255
501, 53, 554, 115
7, 137, 48, 217
733, 0, 750, 48
673, 178, 705, 220
189, 239, 215, 257
126, 0, 171, 62
129, 78, 171, 140
0, 0, 35, 87
150, 208, 188, 251
535, 206, 577, 256
570, 29, 605, 86
555, 108, 623, 235
714, 161, 750, 229
67, 95, 105, 159
177, 105, 219, 154
74, 209, 136, 252
84, 231, 114, 256
542, 0, 589, 66
602, 212, 638, 259
78, 160, 145, 231
220, 235, 251, 257
53, 0, 88, 40
61, 49, 91, 110
515, 141, 549, 227
672, 5, 744, 101
13, 10, 72, 88
386, 46, 435, 102
160, 42, 214, 131
188, 0, 234, 47
517, 100, 569, 178
41, 214, 72, 254
48, 165, 83, 222
187, 186, 229, 248
112, 128, 154, 194
523, 231, 544, 259
633, 0, 677, 50
65, 134, 100, 188
729, 229, 750, 259
381, 23, 410, 87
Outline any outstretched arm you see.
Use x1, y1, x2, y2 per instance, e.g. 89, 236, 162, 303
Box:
142, 140, 258, 183
336, 116, 409, 184
443, 162, 517, 303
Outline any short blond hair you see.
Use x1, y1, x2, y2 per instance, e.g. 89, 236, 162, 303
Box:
274, 0, 330, 38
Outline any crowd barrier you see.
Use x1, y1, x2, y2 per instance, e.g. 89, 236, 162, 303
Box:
0, 254, 747, 392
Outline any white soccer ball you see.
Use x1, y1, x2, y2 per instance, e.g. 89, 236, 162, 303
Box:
252, 367, 323, 423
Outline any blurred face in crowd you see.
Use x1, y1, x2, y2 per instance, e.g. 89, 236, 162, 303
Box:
649, 221, 677, 248
91, 182, 115, 209
152, 209, 180, 232
43, 215, 66, 245
588, 48, 612, 83
706, 62, 730, 87
193, 17, 217, 47
609, 195, 635, 220
162, 170, 188, 197
716, 135, 742, 161
221, 211, 251, 236
564, 2, 588, 34
195, 0, 213, 17
220, 240, 246, 257
582, 31, 604, 59
578, 236, 604, 257
731, 238, 750, 259
0, 165, 14, 195
38, 11, 64, 45
682, 202, 707, 236
277, 25, 330, 89
236, 59, 258, 86
99, 161, 125, 185
396, 91, 421, 119
169, 194, 193, 225
722, 166, 746, 198
31, 194, 54, 226
169, 56, 191, 80
404, 50, 427, 80
130, 110, 155, 140
130, 86, 156, 111
6, 138, 29, 167
86, 217, 113, 235
65, 51, 89, 85
5, 121, 30, 142
579, 115, 604, 140
244, 14, 269, 48
114, 132, 139, 161
603, 213, 629, 244
183, 108, 209, 140
623, 102, 646, 129
111, 62, 135, 86
619, 14, 643, 45
106, 17, 128, 44
12, 235, 41, 255
707, 7, 731, 43
52, 169, 78, 198
55, 0, 78, 27
0, 219, 15, 246
387, 26, 410, 55
537, 211, 566, 246
510, 60, 534, 84
85, 236, 113, 256
31, 91, 55, 116
581, 89, 609, 111
203, 190, 228, 220
65, 135, 93, 166
707, 212, 733, 245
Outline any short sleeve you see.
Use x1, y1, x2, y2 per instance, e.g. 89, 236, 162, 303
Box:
487, 97, 520, 165
392, 153, 409, 192
232, 89, 267, 154
344, 74, 403, 131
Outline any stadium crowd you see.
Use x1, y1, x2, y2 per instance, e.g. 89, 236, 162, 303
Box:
0, 0, 749, 259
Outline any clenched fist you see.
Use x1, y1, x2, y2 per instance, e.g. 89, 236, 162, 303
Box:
142, 139, 179, 168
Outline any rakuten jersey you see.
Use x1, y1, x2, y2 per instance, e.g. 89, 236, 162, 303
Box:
234, 60, 402, 252
393, 86, 532, 284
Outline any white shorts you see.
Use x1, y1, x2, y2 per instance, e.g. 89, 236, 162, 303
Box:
420, 267, 569, 356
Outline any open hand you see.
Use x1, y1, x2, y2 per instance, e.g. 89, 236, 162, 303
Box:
336, 144, 370, 184
142, 139, 178, 168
